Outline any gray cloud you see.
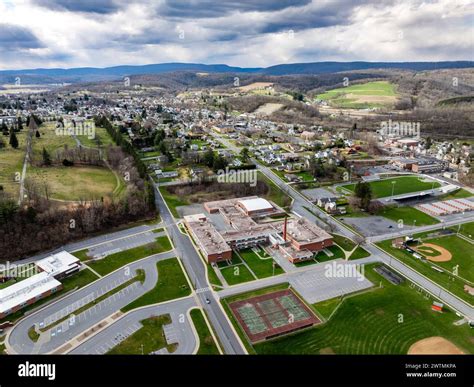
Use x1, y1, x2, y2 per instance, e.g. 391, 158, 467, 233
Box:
0, 24, 43, 50
34, 0, 122, 14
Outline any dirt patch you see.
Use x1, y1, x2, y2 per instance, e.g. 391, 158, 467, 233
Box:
254, 102, 284, 115
408, 337, 464, 354
414, 243, 452, 262
238, 82, 273, 92
345, 93, 397, 105
320, 347, 335, 354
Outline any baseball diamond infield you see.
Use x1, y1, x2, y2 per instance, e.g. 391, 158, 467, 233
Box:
408, 336, 465, 354
414, 243, 452, 262
229, 289, 320, 343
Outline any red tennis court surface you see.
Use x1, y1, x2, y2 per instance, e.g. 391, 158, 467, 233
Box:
229, 288, 320, 343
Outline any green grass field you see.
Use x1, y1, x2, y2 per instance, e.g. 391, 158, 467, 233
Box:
87, 235, 172, 276
0, 131, 27, 198
220, 264, 255, 285
107, 315, 176, 354
237, 249, 284, 278
377, 206, 440, 226
377, 235, 473, 304
159, 186, 189, 218
343, 176, 441, 199
455, 222, 474, 239
190, 309, 220, 355
28, 165, 118, 201
316, 81, 397, 109
348, 246, 371, 260
122, 258, 191, 312
253, 264, 474, 354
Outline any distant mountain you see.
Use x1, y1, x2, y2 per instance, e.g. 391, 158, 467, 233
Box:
261, 61, 474, 75
0, 61, 472, 84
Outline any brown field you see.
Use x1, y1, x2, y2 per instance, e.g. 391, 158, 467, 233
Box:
415, 243, 452, 262
238, 82, 274, 92
408, 336, 465, 354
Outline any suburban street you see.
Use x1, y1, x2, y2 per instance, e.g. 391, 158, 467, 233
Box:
211, 131, 474, 320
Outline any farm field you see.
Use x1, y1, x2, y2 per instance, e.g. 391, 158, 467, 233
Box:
342, 176, 441, 198
253, 264, 473, 354
316, 81, 398, 109
27, 165, 119, 201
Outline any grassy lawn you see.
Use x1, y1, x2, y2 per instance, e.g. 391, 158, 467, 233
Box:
190, 309, 220, 355
107, 315, 177, 354
28, 165, 118, 201
220, 264, 255, 286
207, 265, 223, 288
438, 189, 473, 200
75, 125, 115, 148
343, 176, 441, 199
72, 249, 91, 262
419, 235, 474, 283
237, 249, 284, 278
122, 258, 191, 312
0, 131, 27, 198
455, 222, 474, 239
0, 268, 98, 324
332, 234, 356, 251
159, 186, 189, 218
32, 122, 76, 158
313, 297, 342, 321
349, 246, 371, 260
87, 235, 172, 276
377, 206, 439, 226
254, 264, 474, 354
377, 239, 473, 304
325, 245, 345, 259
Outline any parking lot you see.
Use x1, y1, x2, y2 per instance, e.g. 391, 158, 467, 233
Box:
88, 231, 163, 258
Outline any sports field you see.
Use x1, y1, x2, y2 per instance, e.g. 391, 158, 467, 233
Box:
316, 81, 398, 109
253, 264, 473, 354
377, 206, 440, 226
343, 176, 441, 198
377, 231, 473, 304
229, 289, 320, 343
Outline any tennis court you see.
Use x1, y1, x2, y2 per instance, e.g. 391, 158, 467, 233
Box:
229, 289, 320, 343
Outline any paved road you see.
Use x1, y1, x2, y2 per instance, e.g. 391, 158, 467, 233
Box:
70, 297, 198, 354
7, 251, 175, 354
210, 131, 474, 320
154, 185, 246, 354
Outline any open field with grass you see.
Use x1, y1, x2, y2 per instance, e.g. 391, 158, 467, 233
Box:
455, 222, 474, 239
220, 264, 255, 285
108, 315, 176, 354
28, 165, 118, 201
316, 81, 398, 109
253, 264, 474, 354
343, 176, 441, 199
377, 235, 473, 304
75, 126, 115, 148
237, 248, 284, 278
377, 206, 440, 226
190, 309, 220, 355
122, 258, 191, 312
32, 122, 76, 158
87, 235, 172, 276
0, 131, 27, 197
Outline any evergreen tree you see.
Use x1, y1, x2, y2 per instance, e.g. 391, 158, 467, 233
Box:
9, 130, 18, 149
42, 147, 51, 166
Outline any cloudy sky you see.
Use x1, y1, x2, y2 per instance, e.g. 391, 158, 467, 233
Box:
0, 0, 472, 70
